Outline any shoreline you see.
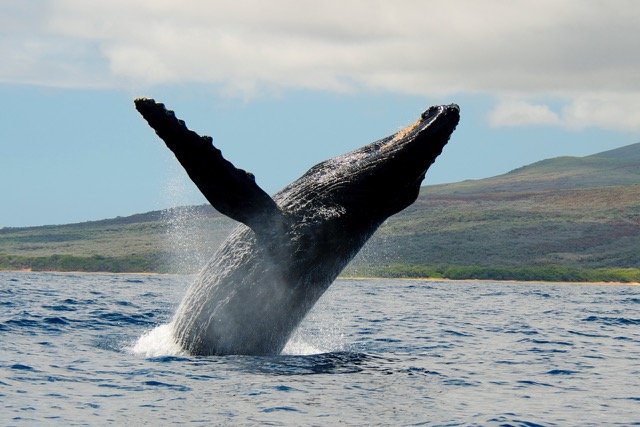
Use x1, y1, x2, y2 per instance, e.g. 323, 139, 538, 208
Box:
342, 276, 640, 286
0, 269, 165, 276
1, 269, 638, 286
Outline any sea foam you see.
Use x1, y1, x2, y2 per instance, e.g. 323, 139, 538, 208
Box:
130, 323, 185, 357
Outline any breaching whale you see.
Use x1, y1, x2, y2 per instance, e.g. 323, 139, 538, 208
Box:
135, 98, 459, 355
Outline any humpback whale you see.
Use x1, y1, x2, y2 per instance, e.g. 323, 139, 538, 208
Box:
135, 98, 459, 355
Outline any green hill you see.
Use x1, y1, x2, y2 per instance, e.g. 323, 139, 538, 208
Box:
348, 142, 640, 281
0, 206, 234, 273
2, 143, 640, 282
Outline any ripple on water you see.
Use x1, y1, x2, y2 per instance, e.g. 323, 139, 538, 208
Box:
582, 315, 640, 326
41, 304, 77, 312
261, 406, 300, 413
10, 364, 35, 371
231, 351, 373, 376
43, 316, 70, 325
143, 380, 191, 392
94, 311, 156, 327
546, 369, 578, 375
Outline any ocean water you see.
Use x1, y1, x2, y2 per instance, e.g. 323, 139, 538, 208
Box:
1, 272, 638, 426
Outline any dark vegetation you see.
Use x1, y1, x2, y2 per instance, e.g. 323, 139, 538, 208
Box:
2, 143, 639, 282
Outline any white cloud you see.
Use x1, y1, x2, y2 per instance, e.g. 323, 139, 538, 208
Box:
489, 100, 561, 127
489, 93, 640, 132
1, 0, 640, 130
562, 93, 640, 132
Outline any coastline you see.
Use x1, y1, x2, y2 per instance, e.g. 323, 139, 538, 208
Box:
0, 269, 164, 276
2, 269, 638, 286
341, 276, 640, 286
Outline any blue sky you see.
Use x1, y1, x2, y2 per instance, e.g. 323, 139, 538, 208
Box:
1, 1, 639, 227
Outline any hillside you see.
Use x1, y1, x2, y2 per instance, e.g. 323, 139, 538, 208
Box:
0, 206, 235, 273
2, 143, 640, 281
348, 142, 640, 281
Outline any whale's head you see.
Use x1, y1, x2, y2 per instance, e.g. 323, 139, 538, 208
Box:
278, 104, 459, 226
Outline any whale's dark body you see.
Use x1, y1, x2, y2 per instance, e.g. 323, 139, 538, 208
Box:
135, 98, 459, 355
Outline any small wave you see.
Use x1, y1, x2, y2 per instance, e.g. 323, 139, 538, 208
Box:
516, 379, 554, 387
518, 338, 573, 346
115, 301, 136, 307
546, 369, 577, 375
42, 304, 77, 312
235, 351, 371, 376
95, 311, 156, 326
443, 329, 473, 337
528, 347, 568, 354
130, 323, 185, 358
442, 378, 478, 387
43, 316, 70, 325
487, 416, 546, 427
143, 380, 190, 392
568, 330, 604, 338
10, 364, 35, 371
401, 367, 442, 376
261, 406, 300, 413
582, 316, 640, 326
146, 355, 192, 363
5, 318, 39, 328
140, 292, 160, 298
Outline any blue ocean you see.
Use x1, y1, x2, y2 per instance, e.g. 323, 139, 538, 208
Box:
1, 271, 638, 425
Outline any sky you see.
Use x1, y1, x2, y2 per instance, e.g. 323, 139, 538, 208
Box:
1, 0, 639, 228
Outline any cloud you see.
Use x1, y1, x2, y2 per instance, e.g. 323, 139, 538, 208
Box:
562, 93, 640, 132
1, 0, 640, 130
489, 100, 561, 127
489, 93, 640, 132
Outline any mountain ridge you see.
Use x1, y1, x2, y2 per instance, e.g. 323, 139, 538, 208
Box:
2, 142, 639, 281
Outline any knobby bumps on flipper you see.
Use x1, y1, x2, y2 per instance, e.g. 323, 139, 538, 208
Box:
134, 98, 285, 237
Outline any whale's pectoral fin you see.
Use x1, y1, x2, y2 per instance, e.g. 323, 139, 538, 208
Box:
135, 97, 284, 236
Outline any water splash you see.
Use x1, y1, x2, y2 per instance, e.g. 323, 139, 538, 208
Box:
283, 310, 349, 355
162, 206, 209, 273
162, 164, 209, 273
282, 336, 325, 355
131, 324, 344, 357
130, 323, 185, 358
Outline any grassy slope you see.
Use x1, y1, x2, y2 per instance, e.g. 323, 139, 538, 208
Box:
345, 142, 640, 281
2, 143, 639, 281
0, 206, 234, 273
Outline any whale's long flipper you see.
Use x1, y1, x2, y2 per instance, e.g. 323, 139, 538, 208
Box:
135, 98, 284, 236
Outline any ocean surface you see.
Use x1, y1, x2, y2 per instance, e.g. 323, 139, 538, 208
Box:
1, 272, 638, 426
